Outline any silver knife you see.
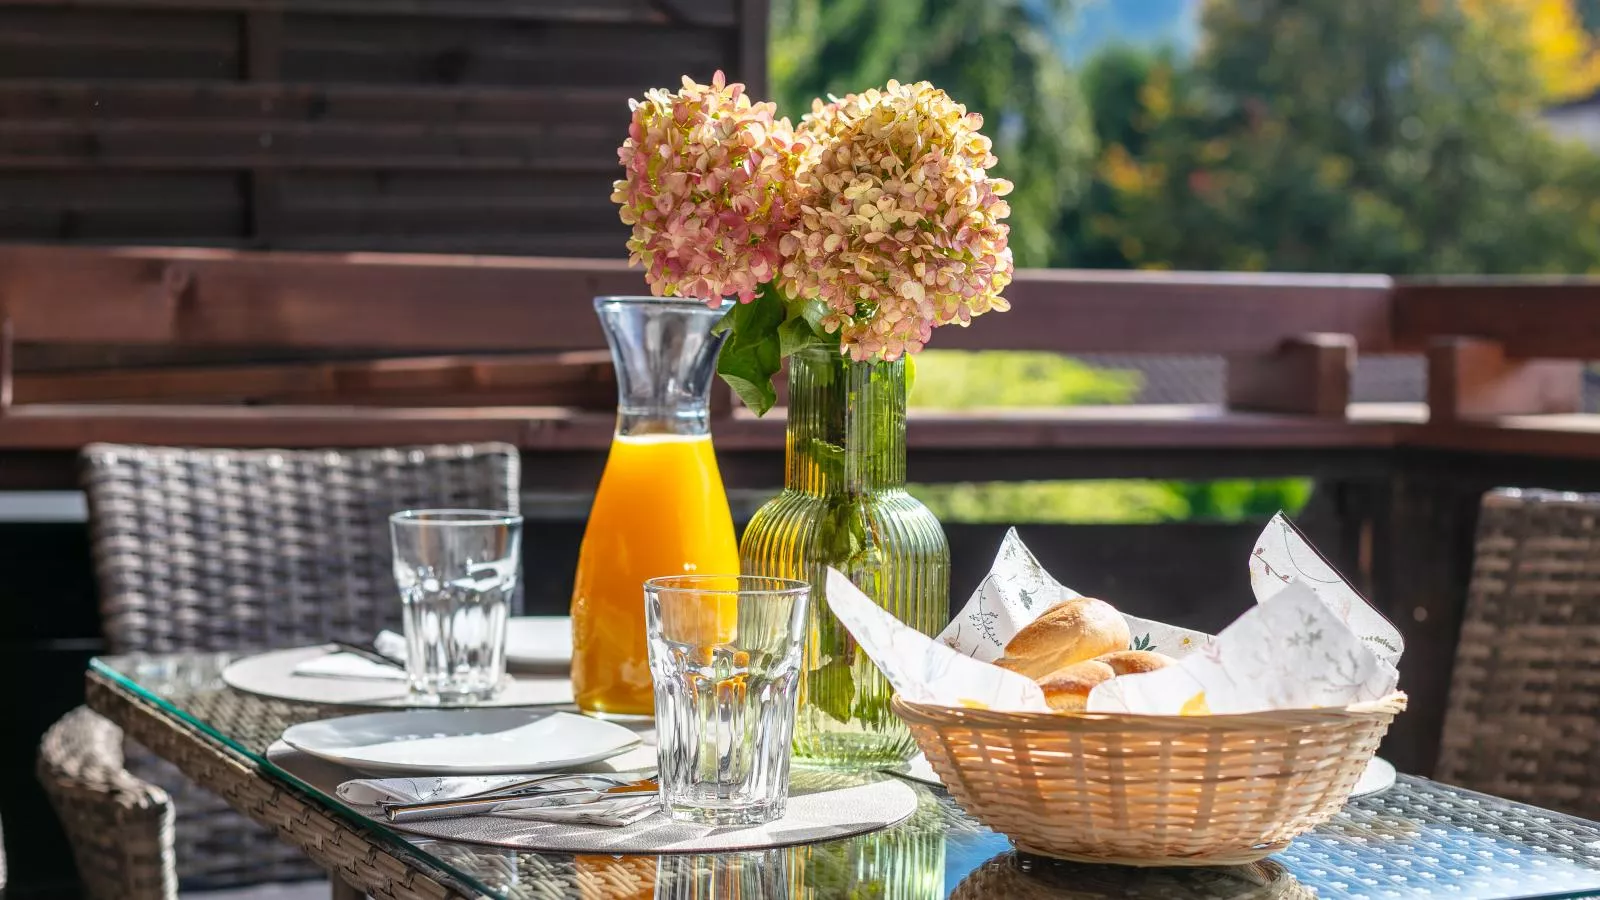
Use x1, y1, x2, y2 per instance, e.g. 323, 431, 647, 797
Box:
383, 778, 659, 823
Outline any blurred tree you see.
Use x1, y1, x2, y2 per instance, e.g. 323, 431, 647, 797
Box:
770, 0, 1095, 266
1081, 0, 1600, 275
1465, 0, 1600, 101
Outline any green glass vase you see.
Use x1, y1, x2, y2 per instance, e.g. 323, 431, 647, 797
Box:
740, 346, 949, 766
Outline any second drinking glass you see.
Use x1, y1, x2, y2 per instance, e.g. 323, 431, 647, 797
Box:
390, 509, 523, 703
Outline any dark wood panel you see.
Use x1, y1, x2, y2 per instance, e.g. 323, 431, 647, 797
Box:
0, 8, 239, 79
0, 120, 619, 171
0, 80, 636, 126
0, 0, 738, 26
280, 16, 730, 87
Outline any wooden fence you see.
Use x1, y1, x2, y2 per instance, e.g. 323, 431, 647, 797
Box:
6, 242, 1600, 783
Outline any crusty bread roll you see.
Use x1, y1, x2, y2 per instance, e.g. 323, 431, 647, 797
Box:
1036, 660, 1115, 711
995, 598, 1130, 680
1095, 649, 1175, 676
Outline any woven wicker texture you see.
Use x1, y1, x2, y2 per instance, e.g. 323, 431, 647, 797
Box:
1436, 488, 1600, 821
43, 443, 519, 896
895, 693, 1406, 866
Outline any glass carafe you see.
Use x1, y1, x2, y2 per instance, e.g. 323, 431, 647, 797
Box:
570, 297, 740, 715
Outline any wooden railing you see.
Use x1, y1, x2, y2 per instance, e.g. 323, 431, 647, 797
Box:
7, 242, 1600, 777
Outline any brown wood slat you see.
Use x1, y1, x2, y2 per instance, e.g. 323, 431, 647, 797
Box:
0, 8, 239, 80
1394, 280, 1600, 358
15, 351, 616, 407
0, 120, 618, 171
278, 17, 728, 88
0, 245, 648, 348
0, 246, 1415, 353
919, 270, 1395, 355
0, 81, 635, 126
0, 0, 736, 26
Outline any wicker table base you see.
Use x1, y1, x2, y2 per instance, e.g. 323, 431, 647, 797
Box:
86, 670, 478, 900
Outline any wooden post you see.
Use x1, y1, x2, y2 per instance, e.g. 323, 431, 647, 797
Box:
0, 316, 12, 416
1225, 333, 1354, 417
1426, 336, 1582, 422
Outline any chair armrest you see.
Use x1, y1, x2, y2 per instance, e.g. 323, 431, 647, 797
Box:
37, 707, 176, 900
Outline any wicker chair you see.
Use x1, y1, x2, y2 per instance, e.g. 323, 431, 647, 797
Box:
1436, 488, 1600, 820
38, 443, 521, 899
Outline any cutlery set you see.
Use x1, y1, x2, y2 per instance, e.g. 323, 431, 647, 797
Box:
380, 771, 659, 823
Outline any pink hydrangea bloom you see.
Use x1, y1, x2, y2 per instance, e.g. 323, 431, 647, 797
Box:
611, 71, 811, 305
776, 80, 1014, 360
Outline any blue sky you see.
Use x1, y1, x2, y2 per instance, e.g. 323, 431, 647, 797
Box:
1054, 0, 1201, 61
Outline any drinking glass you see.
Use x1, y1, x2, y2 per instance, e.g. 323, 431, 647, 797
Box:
645, 574, 810, 826
390, 509, 522, 703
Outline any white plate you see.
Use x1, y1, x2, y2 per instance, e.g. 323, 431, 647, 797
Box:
1350, 755, 1397, 798
222, 646, 573, 708
281, 709, 641, 775
506, 616, 573, 669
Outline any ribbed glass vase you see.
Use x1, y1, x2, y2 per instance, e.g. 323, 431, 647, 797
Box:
740, 345, 949, 766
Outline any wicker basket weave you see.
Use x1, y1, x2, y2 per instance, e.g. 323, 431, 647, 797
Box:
894, 692, 1407, 866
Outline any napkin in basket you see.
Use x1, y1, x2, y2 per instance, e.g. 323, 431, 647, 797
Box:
294, 631, 410, 681
825, 512, 1404, 715
337, 774, 657, 827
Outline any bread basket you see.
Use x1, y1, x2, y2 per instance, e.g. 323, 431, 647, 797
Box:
894, 691, 1407, 866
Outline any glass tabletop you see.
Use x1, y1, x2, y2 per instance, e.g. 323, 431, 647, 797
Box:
92, 653, 1600, 900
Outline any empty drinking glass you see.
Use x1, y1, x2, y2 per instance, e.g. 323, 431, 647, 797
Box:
390, 509, 522, 703
645, 575, 810, 826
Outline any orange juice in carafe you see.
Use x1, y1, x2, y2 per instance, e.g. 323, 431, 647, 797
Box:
571, 296, 738, 715
571, 433, 738, 713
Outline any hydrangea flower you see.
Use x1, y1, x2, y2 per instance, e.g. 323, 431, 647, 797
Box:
611, 71, 810, 305
777, 80, 1014, 360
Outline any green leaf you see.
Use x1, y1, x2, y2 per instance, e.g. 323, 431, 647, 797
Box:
715, 289, 786, 416
806, 657, 855, 723
778, 315, 820, 357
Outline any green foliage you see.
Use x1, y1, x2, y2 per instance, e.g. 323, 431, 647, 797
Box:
911, 481, 1189, 524
910, 478, 1310, 525
713, 289, 788, 416
1073, 0, 1600, 275
908, 351, 1143, 407
770, 0, 1096, 266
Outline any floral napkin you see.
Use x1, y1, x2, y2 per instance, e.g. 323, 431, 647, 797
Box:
824, 512, 1403, 715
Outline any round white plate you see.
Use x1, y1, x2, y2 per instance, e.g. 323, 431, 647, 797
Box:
281, 708, 640, 775
1350, 756, 1397, 798
222, 646, 573, 709
505, 616, 573, 670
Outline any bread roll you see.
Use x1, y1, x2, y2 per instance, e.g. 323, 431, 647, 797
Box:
1095, 649, 1175, 676
1037, 660, 1115, 711
995, 598, 1130, 680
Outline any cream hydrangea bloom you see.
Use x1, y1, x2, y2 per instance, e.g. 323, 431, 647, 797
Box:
611, 71, 811, 305
777, 80, 1014, 360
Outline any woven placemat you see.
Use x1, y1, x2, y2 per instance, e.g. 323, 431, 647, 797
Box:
268, 743, 918, 854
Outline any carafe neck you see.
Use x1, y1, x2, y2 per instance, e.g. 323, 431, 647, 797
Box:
594, 296, 727, 437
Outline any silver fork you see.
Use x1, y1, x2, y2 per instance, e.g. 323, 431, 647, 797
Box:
420, 769, 658, 804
